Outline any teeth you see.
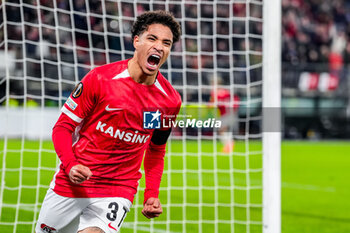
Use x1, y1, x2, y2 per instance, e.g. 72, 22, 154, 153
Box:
151, 54, 160, 59
149, 63, 156, 67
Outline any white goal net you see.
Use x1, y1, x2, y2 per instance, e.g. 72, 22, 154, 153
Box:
0, 1, 280, 233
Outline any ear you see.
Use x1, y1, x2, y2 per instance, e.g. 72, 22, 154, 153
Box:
133, 35, 140, 49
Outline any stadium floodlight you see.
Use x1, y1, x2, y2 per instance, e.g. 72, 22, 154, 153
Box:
0, 1, 281, 233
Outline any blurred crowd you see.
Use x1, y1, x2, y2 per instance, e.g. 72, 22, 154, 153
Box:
1, 0, 263, 105
282, 0, 350, 67
282, 0, 350, 94
1, 0, 350, 106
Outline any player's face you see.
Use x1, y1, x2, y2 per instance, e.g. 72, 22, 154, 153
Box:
134, 24, 173, 76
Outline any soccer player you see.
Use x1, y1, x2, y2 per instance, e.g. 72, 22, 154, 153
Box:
36, 11, 181, 233
210, 75, 240, 153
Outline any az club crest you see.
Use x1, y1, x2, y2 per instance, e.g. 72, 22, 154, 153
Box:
41, 224, 57, 233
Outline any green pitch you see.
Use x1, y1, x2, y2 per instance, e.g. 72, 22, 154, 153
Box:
0, 140, 350, 233
281, 141, 350, 233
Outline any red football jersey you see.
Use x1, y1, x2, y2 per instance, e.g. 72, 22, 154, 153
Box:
210, 89, 240, 116
50, 59, 181, 202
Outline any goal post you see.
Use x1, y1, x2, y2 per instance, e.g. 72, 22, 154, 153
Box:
262, 0, 282, 232
0, 1, 281, 233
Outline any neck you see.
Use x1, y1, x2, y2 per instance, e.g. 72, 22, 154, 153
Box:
128, 58, 157, 85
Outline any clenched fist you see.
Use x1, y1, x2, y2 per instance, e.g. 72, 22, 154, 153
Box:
142, 197, 163, 219
69, 164, 93, 184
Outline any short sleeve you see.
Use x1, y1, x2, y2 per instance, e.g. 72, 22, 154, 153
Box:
61, 69, 98, 123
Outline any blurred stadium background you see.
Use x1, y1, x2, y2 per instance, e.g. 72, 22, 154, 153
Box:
1, 0, 350, 138
0, 0, 349, 233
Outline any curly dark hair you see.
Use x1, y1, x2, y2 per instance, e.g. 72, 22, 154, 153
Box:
131, 10, 181, 43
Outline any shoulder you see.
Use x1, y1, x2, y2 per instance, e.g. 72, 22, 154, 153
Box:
157, 73, 182, 107
90, 59, 129, 81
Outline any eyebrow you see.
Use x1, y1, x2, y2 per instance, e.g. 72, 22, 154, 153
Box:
148, 34, 173, 44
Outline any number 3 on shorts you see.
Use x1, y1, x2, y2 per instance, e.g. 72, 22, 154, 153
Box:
106, 202, 128, 230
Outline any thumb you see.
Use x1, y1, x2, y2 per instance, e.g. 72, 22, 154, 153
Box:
153, 199, 160, 208
81, 166, 93, 179
145, 197, 155, 206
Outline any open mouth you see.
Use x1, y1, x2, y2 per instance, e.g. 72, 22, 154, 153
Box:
147, 54, 161, 69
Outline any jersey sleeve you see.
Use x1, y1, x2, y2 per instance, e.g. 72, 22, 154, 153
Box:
143, 141, 166, 203
52, 113, 80, 175
143, 97, 182, 203
160, 95, 182, 131
61, 69, 98, 123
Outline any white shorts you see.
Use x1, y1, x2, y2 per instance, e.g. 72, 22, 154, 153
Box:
221, 112, 239, 133
35, 188, 132, 233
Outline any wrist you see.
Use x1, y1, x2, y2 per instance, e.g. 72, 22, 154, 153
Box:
64, 160, 80, 176
144, 190, 159, 205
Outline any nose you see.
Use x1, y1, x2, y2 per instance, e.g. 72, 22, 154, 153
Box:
153, 40, 163, 52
